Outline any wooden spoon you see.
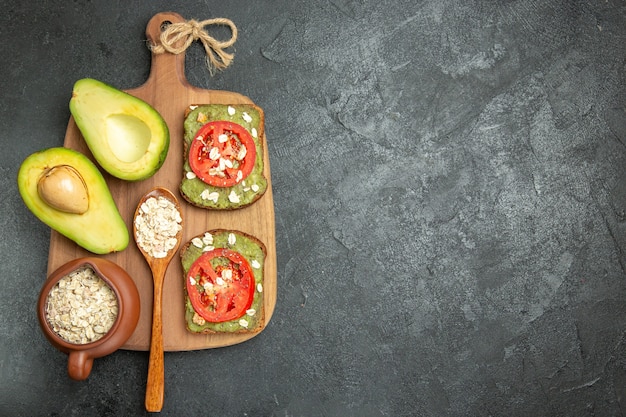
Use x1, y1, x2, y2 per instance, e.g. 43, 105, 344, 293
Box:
133, 187, 183, 412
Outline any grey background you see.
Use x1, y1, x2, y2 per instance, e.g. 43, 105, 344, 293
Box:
2, 0, 626, 416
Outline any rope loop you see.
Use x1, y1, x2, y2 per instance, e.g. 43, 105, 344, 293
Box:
151, 18, 238, 74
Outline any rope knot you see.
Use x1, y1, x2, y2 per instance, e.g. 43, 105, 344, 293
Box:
151, 18, 238, 75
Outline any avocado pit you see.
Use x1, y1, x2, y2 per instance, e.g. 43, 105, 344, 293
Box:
38, 165, 89, 214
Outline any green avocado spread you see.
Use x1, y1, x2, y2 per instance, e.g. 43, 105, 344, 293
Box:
181, 230, 265, 333
180, 104, 268, 209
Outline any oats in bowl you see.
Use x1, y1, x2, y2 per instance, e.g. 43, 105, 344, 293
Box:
45, 266, 119, 345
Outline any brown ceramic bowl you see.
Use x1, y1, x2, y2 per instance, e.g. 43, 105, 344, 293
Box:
37, 257, 140, 381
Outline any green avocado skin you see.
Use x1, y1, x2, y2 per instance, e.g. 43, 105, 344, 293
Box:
181, 230, 265, 333
180, 104, 267, 209
17, 147, 129, 254
70, 78, 170, 181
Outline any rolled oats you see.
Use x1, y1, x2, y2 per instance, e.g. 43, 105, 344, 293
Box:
134, 196, 182, 258
45, 266, 118, 345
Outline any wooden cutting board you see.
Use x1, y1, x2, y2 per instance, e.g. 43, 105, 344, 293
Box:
46, 11, 277, 351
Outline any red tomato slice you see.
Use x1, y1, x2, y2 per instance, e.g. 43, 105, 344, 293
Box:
189, 121, 257, 187
186, 248, 255, 323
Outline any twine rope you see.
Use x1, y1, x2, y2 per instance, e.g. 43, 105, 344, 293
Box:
151, 18, 238, 74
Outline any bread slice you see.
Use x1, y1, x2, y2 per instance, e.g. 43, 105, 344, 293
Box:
180, 104, 268, 210
180, 229, 266, 334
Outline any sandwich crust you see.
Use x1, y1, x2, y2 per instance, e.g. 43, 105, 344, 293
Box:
180, 104, 268, 210
180, 229, 266, 334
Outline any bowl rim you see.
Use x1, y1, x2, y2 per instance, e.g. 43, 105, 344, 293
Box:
38, 257, 128, 350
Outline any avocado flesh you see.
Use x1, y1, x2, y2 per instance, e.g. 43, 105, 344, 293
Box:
17, 147, 129, 254
69, 78, 169, 181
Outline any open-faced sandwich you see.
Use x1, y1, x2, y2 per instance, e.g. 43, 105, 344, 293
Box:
180, 104, 268, 210
181, 229, 265, 334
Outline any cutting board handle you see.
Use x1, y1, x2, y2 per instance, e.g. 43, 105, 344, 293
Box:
144, 12, 190, 91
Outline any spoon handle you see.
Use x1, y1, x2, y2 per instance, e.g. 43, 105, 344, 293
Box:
145, 263, 166, 412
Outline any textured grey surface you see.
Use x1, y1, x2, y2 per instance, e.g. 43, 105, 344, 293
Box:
2, 0, 626, 416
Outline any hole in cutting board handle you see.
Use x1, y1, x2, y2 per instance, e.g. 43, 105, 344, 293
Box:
145, 12, 185, 42
160, 21, 172, 32
144, 12, 191, 90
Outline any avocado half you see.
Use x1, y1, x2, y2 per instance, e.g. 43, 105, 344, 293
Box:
17, 147, 129, 254
69, 78, 169, 181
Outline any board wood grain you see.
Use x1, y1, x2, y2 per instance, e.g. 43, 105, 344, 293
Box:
46, 11, 277, 351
